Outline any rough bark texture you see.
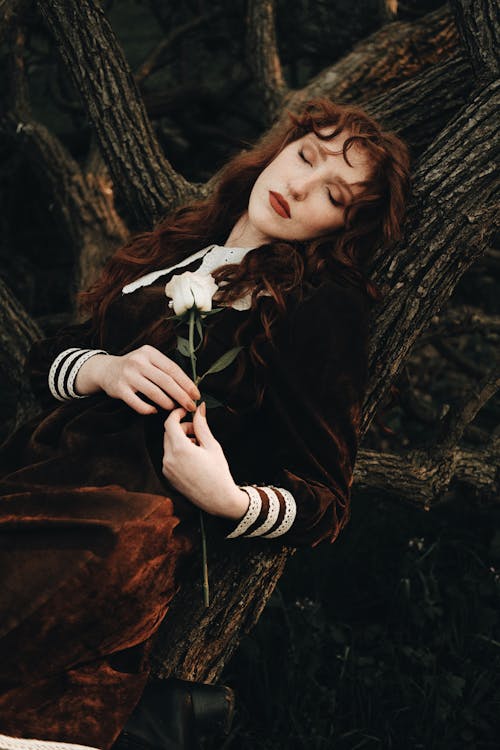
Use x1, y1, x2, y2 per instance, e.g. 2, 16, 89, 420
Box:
0, 113, 129, 296
1, 0, 498, 685
246, 0, 287, 125
364, 80, 499, 432
35, 0, 197, 231
288, 6, 460, 108
450, 0, 499, 81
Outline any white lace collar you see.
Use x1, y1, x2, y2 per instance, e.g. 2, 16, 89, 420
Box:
121, 244, 255, 296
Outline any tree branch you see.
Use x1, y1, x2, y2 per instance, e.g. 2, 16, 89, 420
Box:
449, 0, 499, 81
289, 5, 459, 108
246, 0, 288, 125
0, 113, 129, 296
363, 80, 499, 435
433, 355, 500, 449
35, 0, 198, 230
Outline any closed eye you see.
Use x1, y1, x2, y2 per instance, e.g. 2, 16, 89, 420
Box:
299, 149, 343, 208
328, 192, 343, 208
299, 150, 311, 166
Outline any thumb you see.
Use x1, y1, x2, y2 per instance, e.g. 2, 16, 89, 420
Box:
192, 402, 214, 446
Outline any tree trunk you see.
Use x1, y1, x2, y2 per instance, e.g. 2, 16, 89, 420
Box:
0, 0, 497, 684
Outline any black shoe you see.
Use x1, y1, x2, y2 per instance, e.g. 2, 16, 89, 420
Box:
112, 677, 235, 750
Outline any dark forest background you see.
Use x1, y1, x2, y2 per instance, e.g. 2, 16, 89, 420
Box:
0, 1, 499, 748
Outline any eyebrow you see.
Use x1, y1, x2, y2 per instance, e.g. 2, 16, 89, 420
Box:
306, 136, 366, 200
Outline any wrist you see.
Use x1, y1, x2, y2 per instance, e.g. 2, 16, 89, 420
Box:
221, 486, 250, 521
74, 353, 110, 395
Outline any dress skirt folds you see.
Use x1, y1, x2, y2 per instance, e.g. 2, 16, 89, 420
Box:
0, 262, 370, 748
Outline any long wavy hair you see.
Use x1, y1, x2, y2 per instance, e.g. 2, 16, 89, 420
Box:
78, 98, 411, 405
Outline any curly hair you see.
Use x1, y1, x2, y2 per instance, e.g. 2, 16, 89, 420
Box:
78, 98, 411, 406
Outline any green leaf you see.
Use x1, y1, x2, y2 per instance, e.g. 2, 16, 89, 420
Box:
200, 307, 224, 317
176, 336, 192, 358
198, 346, 243, 380
200, 393, 224, 409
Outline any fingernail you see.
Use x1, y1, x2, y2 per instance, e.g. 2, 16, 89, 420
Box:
188, 400, 197, 411
200, 401, 206, 416
192, 387, 201, 400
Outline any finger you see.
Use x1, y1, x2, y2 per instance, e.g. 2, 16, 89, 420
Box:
164, 407, 187, 429
148, 348, 201, 400
146, 365, 198, 412
163, 408, 188, 450
192, 403, 215, 447
123, 391, 158, 415
132, 376, 180, 412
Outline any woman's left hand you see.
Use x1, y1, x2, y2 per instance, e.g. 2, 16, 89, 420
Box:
162, 404, 249, 520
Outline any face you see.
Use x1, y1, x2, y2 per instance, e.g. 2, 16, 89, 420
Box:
232, 128, 373, 247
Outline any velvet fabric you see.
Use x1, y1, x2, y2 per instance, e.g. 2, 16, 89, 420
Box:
0, 256, 370, 748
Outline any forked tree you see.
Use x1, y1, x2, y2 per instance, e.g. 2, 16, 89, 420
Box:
0, 0, 498, 682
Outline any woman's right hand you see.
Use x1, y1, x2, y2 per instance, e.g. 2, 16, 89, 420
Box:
74, 344, 201, 415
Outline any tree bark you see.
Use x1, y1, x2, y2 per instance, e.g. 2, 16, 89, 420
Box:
35, 0, 197, 231
449, 0, 499, 81
246, 0, 287, 125
1, 0, 498, 688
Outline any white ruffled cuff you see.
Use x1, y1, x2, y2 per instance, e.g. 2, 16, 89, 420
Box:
48, 348, 108, 401
225, 485, 297, 540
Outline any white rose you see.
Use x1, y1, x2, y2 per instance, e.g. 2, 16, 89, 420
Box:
165, 271, 219, 316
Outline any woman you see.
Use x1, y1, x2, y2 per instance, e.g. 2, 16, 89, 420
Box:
0, 99, 411, 750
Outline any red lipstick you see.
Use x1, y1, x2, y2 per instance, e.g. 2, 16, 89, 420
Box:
269, 191, 291, 219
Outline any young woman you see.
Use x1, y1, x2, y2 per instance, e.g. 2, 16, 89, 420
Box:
0, 99, 411, 750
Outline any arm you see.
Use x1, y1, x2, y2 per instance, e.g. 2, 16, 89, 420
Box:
219, 278, 370, 548
25, 318, 106, 410
27, 321, 201, 415
161, 279, 370, 545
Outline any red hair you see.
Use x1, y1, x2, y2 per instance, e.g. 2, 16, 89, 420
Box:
78, 98, 411, 405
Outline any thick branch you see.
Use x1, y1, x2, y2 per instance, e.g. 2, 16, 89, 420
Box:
246, 0, 288, 125
362, 80, 499, 435
449, 0, 499, 81
0, 113, 129, 296
353, 52, 474, 157
288, 5, 459, 108
35, 0, 197, 230
433, 355, 500, 449
150, 430, 499, 682
354, 441, 499, 507
420, 305, 500, 342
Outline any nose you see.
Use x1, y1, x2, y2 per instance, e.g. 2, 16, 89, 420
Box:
287, 174, 316, 201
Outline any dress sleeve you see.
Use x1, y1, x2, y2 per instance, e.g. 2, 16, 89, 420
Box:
221, 278, 370, 548
25, 318, 108, 410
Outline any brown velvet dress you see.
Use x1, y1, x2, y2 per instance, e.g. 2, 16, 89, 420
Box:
0, 254, 370, 748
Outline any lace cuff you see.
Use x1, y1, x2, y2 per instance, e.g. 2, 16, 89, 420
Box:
225, 485, 297, 540
48, 348, 108, 401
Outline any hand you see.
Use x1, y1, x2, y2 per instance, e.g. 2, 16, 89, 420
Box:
74, 344, 201, 415
162, 403, 250, 520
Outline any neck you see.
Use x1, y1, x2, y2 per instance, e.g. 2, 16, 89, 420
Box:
224, 212, 269, 248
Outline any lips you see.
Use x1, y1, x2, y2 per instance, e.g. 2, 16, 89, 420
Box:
269, 191, 291, 219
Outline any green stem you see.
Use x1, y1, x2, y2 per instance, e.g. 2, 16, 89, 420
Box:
188, 309, 196, 382
189, 308, 209, 607
199, 509, 210, 608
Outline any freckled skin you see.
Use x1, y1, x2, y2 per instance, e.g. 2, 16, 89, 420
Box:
226, 128, 373, 248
